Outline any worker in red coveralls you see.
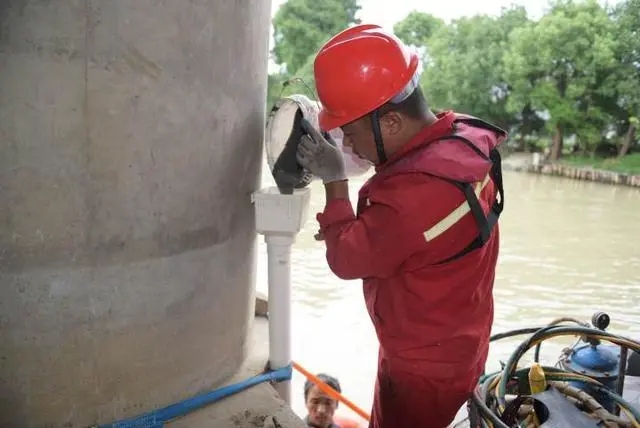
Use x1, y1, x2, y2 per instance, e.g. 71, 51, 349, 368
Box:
295, 24, 508, 428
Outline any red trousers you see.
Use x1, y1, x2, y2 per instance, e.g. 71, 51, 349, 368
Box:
368, 355, 479, 428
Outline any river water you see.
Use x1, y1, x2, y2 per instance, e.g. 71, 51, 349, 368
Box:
256, 165, 640, 424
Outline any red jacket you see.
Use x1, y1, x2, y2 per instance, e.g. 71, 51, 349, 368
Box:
317, 111, 507, 379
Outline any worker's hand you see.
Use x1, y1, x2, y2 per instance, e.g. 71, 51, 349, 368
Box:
297, 118, 347, 184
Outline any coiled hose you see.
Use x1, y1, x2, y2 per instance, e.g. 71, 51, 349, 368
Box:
470, 322, 640, 428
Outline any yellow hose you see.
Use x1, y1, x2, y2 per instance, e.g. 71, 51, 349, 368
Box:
622, 407, 640, 428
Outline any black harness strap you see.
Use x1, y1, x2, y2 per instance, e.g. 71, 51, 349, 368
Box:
427, 117, 506, 265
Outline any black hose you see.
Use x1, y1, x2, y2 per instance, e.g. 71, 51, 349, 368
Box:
497, 325, 640, 408
474, 323, 640, 426
533, 318, 586, 363
490, 327, 542, 342
471, 387, 510, 428
474, 326, 555, 424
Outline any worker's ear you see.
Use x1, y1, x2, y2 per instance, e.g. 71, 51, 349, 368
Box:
379, 111, 402, 137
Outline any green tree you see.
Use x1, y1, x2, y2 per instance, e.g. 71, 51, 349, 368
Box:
393, 11, 444, 48
611, 0, 640, 156
266, 73, 288, 112
420, 6, 529, 129
269, 42, 320, 104
504, 0, 618, 160
286, 54, 318, 97
268, 0, 639, 164
272, 0, 360, 74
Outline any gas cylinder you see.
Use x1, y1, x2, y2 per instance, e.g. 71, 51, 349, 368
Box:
558, 312, 621, 412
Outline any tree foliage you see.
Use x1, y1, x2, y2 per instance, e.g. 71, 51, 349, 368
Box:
506, 1, 619, 157
423, 7, 529, 131
414, 0, 640, 159
272, 0, 360, 74
393, 11, 444, 48
268, 0, 360, 107
270, 0, 640, 159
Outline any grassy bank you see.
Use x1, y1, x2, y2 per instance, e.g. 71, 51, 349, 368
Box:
561, 153, 640, 175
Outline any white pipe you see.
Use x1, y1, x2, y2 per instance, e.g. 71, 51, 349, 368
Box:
265, 234, 294, 404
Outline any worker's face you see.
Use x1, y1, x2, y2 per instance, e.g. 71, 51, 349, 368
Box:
340, 112, 403, 165
305, 386, 337, 428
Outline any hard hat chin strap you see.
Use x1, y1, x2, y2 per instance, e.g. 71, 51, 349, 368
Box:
370, 110, 387, 165
368, 70, 421, 165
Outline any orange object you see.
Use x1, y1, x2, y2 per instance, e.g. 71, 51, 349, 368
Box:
313, 24, 420, 131
292, 361, 371, 422
333, 414, 362, 428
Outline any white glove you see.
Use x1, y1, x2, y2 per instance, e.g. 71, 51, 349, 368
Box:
296, 118, 347, 184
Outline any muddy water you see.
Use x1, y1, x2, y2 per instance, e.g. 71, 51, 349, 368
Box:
256, 166, 640, 423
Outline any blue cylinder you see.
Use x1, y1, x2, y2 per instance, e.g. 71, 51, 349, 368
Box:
560, 344, 620, 412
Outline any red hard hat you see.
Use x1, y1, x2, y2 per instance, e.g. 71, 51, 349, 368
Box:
314, 24, 420, 131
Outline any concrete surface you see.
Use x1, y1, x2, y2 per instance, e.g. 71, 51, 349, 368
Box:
256, 291, 269, 317
0, 1, 271, 426
167, 316, 306, 428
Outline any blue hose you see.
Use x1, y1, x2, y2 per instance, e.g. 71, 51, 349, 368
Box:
99, 364, 293, 428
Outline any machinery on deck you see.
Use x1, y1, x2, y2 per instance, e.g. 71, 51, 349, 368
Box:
469, 312, 640, 427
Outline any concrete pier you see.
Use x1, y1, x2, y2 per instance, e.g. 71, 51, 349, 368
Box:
0, 1, 280, 426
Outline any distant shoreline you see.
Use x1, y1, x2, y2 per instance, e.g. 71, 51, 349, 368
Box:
503, 153, 640, 188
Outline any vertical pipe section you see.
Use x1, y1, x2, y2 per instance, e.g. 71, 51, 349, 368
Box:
614, 346, 628, 416
265, 234, 294, 404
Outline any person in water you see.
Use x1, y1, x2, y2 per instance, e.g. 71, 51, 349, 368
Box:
303, 373, 348, 428
296, 24, 506, 428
